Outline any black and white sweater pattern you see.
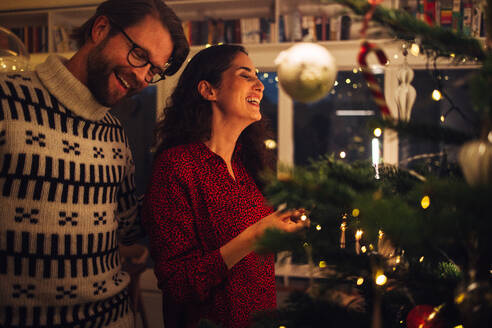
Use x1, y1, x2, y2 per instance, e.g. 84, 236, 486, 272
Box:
0, 55, 141, 328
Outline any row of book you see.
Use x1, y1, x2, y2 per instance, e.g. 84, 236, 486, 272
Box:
181, 14, 353, 46
10, 26, 49, 53
401, 0, 485, 37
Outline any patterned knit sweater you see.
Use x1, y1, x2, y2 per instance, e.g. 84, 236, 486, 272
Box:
0, 55, 142, 328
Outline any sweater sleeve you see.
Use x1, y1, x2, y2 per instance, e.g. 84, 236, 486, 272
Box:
142, 153, 229, 303
116, 148, 145, 245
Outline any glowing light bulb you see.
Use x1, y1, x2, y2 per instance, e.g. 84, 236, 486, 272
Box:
300, 214, 307, 221
373, 128, 382, 137
395, 255, 401, 264
316, 225, 322, 231
421, 195, 430, 209
275, 76, 279, 82
355, 229, 363, 240
319, 261, 327, 268
361, 246, 367, 253
440, 115, 445, 123
419, 256, 424, 262
345, 78, 351, 84
410, 43, 420, 56
356, 277, 364, 285
264, 139, 277, 149
334, 81, 338, 86
375, 274, 387, 285
205, 43, 212, 48
340, 222, 347, 231
339, 151, 346, 159
432, 89, 442, 101
352, 208, 360, 217
263, 73, 269, 78
378, 230, 384, 239
353, 68, 358, 74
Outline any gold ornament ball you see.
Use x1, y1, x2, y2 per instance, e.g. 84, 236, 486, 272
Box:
275, 43, 337, 103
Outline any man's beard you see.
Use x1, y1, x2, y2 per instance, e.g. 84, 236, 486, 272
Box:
86, 39, 140, 107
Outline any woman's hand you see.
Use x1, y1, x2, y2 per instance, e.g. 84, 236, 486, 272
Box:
252, 209, 310, 240
220, 209, 309, 269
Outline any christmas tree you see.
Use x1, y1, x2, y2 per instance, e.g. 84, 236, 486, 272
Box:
252, 1, 492, 328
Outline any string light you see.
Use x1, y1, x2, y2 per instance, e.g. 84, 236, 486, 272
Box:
361, 246, 367, 253
395, 255, 401, 264
356, 277, 364, 285
421, 195, 430, 209
263, 72, 269, 78
334, 81, 339, 86
440, 115, 445, 123
352, 208, 360, 217
410, 43, 420, 56
355, 230, 363, 239
373, 128, 382, 137
319, 261, 327, 268
432, 89, 442, 101
419, 256, 424, 262
205, 43, 212, 48
375, 273, 387, 285
300, 214, 307, 221
345, 78, 351, 84
316, 225, 322, 231
339, 151, 346, 159
353, 68, 358, 74
264, 139, 277, 149
450, 53, 455, 58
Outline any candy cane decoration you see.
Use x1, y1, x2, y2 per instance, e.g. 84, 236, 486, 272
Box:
358, 41, 391, 118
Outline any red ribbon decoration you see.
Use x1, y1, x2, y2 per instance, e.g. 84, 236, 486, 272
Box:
357, 41, 391, 117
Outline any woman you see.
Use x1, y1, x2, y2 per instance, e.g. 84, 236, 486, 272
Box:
142, 44, 308, 328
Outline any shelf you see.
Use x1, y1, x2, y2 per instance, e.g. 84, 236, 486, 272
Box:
167, 0, 275, 21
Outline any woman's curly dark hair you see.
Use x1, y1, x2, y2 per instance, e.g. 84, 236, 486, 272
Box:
154, 44, 275, 187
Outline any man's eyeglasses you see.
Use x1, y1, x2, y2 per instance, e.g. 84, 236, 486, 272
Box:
110, 20, 172, 84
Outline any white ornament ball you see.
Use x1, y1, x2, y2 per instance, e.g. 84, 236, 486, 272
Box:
458, 139, 492, 186
275, 43, 337, 103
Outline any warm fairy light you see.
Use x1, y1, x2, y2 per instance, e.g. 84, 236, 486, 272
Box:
395, 255, 401, 264
355, 229, 363, 240
334, 81, 339, 86
450, 53, 456, 58
353, 68, 358, 74
352, 84, 358, 89
454, 326, 464, 328
303, 242, 309, 248
255, 68, 259, 74
488, 131, 492, 143
410, 43, 420, 56
205, 43, 212, 48
375, 274, 387, 285
316, 225, 322, 231
373, 128, 382, 137
263, 72, 269, 78
339, 151, 346, 159
369, 244, 374, 250
279, 326, 287, 328
356, 277, 364, 285
319, 261, 327, 268
345, 78, 351, 84
300, 214, 307, 221
361, 246, 367, 253
440, 115, 445, 123
419, 256, 424, 262
455, 292, 465, 304
432, 89, 442, 101
421, 195, 430, 209
275, 76, 279, 82
352, 208, 360, 217
393, 54, 398, 59
378, 230, 384, 239
428, 311, 436, 320
264, 139, 277, 149
340, 222, 347, 231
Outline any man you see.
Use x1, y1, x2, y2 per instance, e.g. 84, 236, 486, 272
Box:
0, 0, 189, 327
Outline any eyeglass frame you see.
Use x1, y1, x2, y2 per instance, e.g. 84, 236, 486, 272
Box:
108, 19, 172, 83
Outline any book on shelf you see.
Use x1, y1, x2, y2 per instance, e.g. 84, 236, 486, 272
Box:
10, 26, 48, 53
